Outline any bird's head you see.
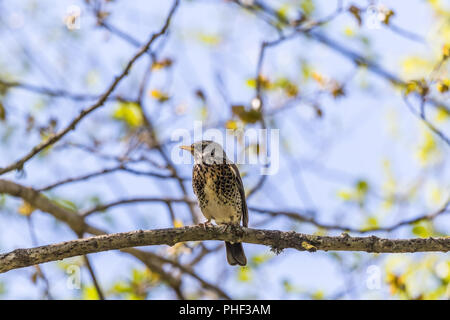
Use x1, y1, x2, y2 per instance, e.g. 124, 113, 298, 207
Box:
180, 140, 229, 165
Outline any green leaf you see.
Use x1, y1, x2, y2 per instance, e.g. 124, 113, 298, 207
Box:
112, 102, 143, 128
274, 78, 299, 97
276, 4, 290, 22
232, 105, 262, 124
311, 290, 324, 300
300, 0, 315, 17
412, 221, 433, 238
111, 281, 131, 294
197, 33, 221, 46
0, 102, 5, 121
282, 279, 297, 293
250, 253, 272, 267
0, 282, 6, 296
364, 216, 379, 229
356, 180, 369, 193
237, 266, 252, 282
245, 75, 272, 90
337, 190, 352, 201
149, 89, 170, 103
81, 285, 100, 300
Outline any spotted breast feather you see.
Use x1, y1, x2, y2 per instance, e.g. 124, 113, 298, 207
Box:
192, 163, 246, 225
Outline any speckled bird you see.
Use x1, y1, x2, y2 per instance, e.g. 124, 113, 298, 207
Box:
180, 140, 248, 266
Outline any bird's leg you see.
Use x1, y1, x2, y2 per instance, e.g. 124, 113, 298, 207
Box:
198, 219, 213, 230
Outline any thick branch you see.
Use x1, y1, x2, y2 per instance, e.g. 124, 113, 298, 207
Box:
0, 179, 93, 234
1, 225, 448, 274
0, 178, 230, 298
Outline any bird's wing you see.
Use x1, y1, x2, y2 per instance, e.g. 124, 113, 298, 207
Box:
230, 163, 248, 227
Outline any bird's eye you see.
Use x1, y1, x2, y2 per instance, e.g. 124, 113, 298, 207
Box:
211, 149, 215, 156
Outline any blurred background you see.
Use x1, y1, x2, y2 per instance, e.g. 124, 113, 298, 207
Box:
0, 0, 449, 299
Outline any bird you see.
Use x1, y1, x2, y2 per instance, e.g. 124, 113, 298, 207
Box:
180, 140, 248, 266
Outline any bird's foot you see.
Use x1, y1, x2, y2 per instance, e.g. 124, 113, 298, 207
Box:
219, 223, 238, 233
198, 220, 213, 230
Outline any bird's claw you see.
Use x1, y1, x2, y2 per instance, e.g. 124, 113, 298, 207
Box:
219, 223, 237, 233
199, 220, 213, 230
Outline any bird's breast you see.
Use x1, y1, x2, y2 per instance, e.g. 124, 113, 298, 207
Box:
193, 164, 241, 224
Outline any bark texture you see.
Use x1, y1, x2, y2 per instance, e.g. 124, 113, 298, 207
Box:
1, 225, 448, 273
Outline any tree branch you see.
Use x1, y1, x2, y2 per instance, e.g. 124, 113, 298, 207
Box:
1, 225, 448, 274
0, 79, 133, 102
0, 179, 95, 235
0, 178, 230, 298
0, 0, 180, 176
37, 165, 185, 192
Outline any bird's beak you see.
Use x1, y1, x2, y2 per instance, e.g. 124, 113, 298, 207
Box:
179, 145, 193, 152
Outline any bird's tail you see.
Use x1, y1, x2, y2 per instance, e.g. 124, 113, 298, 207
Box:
225, 241, 247, 266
